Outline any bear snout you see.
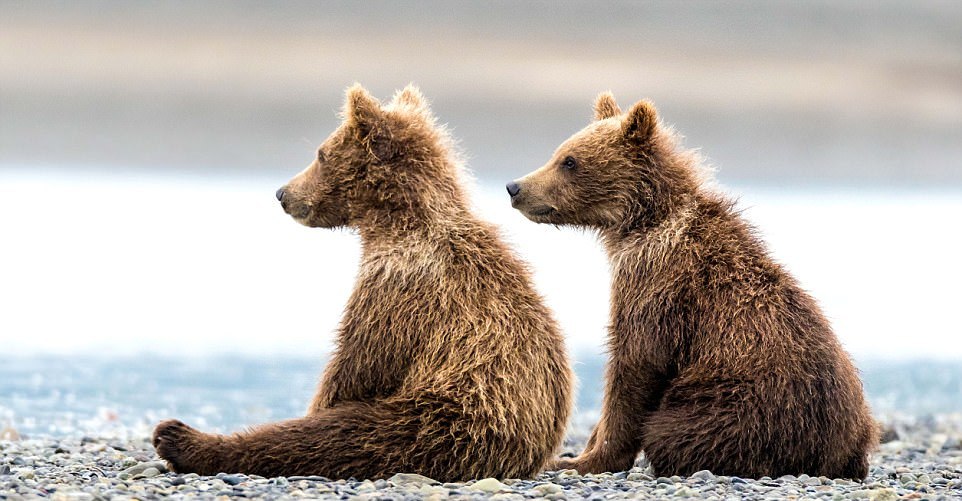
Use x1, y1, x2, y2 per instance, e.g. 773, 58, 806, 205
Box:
505, 181, 521, 197
276, 186, 302, 218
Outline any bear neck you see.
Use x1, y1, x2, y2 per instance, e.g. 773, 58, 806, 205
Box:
600, 193, 696, 255
355, 189, 473, 245
600, 189, 745, 260
353, 153, 473, 239
601, 140, 706, 242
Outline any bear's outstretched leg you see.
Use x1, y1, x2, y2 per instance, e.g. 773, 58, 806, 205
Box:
154, 402, 423, 479
154, 406, 393, 478
154, 399, 538, 481
153, 419, 234, 475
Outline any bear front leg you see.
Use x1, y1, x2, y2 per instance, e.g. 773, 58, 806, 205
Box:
550, 407, 639, 474
550, 358, 664, 474
307, 365, 341, 414
307, 353, 363, 414
307, 345, 407, 415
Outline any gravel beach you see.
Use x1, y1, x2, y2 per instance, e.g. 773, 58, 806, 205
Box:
3, 415, 961, 500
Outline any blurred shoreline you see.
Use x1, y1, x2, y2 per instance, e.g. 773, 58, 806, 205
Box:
2, 354, 960, 439
2, 167, 961, 361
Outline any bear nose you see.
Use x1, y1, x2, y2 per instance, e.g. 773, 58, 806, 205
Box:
275, 187, 286, 202
506, 181, 521, 197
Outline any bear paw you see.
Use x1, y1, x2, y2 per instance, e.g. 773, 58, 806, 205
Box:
547, 454, 615, 475
152, 419, 201, 473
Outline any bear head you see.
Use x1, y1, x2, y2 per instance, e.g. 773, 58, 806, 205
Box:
508, 92, 702, 231
277, 83, 462, 230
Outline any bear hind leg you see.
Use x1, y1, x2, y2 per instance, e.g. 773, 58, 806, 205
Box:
153, 399, 537, 481
154, 402, 410, 479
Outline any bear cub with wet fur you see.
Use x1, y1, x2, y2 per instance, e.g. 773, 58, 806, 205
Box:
153, 84, 573, 481
508, 92, 876, 479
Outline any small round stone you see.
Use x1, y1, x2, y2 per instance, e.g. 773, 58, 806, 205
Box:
690, 470, 714, 482
222, 474, 244, 486
470, 477, 508, 493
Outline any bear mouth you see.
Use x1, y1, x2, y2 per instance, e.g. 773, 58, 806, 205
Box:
528, 206, 556, 217
282, 202, 312, 221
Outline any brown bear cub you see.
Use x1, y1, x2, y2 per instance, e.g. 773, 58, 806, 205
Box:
508, 92, 877, 479
153, 84, 573, 481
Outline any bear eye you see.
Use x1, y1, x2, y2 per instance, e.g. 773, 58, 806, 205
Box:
562, 156, 577, 170
317, 149, 326, 162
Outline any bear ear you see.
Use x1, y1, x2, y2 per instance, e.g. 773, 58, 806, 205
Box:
345, 83, 396, 161
345, 83, 384, 136
593, 91, 622, 121
622, 99, 658, 142
390, 84, 428, 113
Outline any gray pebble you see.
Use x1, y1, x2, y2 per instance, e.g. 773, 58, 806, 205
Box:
122, 460, 167, 476
690, 470, 714, 481
133, 466, 160, 478
222, 474, 244, 485
532, 483, 563, 495
286, 475, 330, 482
388, 472, 440, 485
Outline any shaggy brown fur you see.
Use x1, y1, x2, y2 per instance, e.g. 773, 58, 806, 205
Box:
153, 84, 573, 481
508, 92, 877, 479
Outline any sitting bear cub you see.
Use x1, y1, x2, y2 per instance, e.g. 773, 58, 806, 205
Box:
508, 92, 876, 479
153, 84, 573, 482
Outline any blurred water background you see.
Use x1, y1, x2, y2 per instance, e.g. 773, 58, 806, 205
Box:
1, 1, 960, 436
